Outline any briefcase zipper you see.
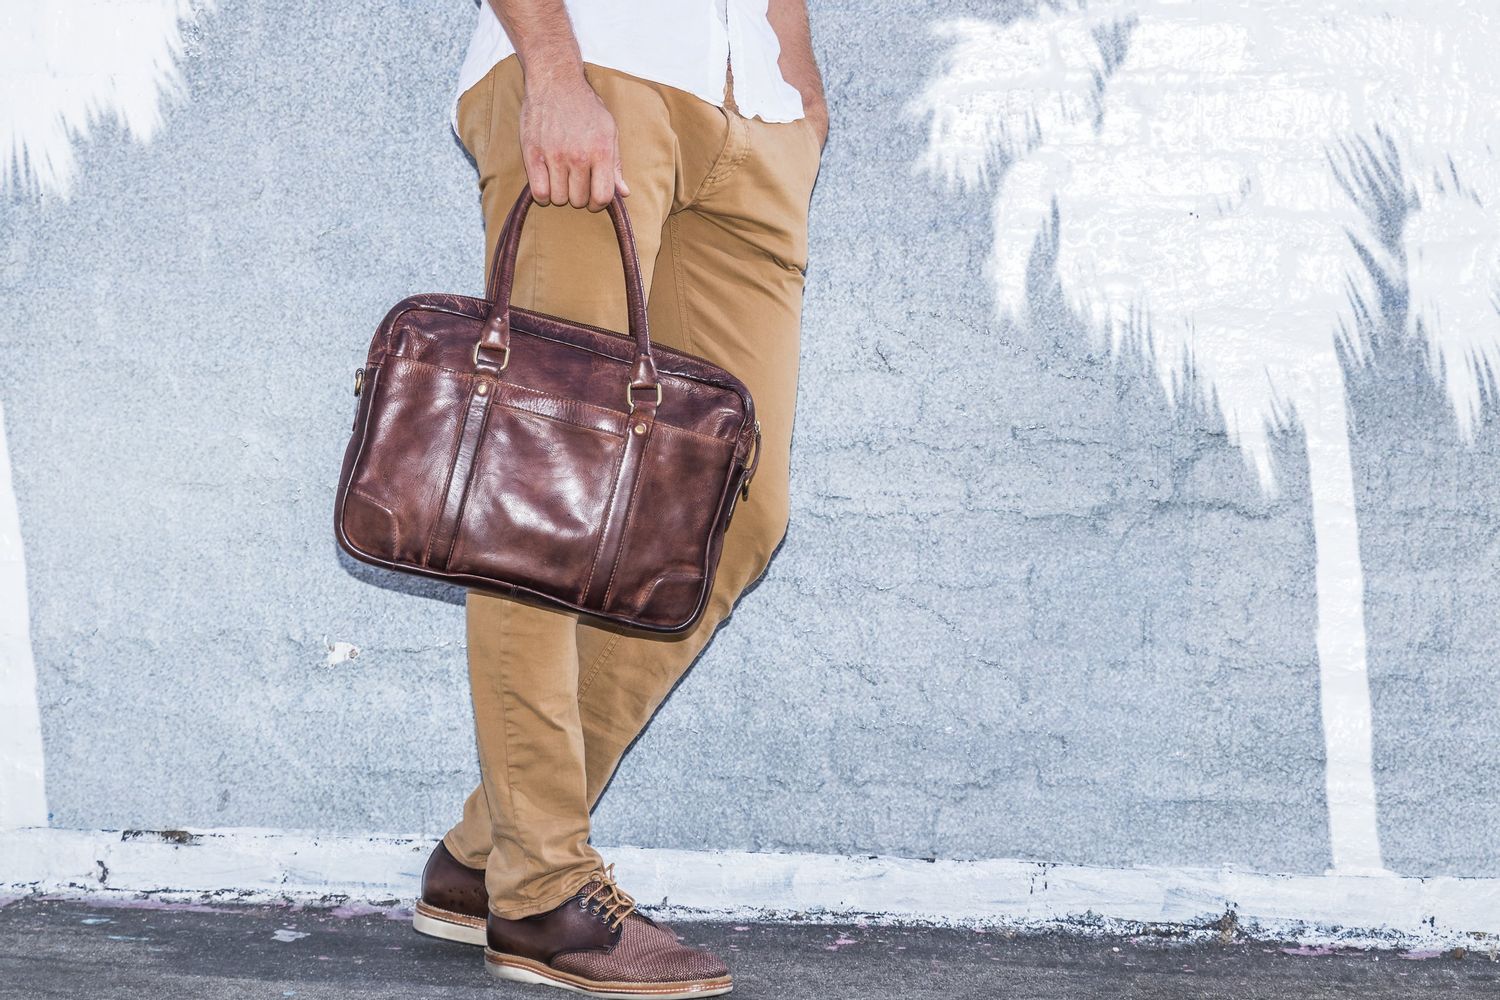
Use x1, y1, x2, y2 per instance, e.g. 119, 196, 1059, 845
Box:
741, 419, 761, 500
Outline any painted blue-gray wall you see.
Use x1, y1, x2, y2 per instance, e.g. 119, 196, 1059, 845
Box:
3, 0, 1496, 877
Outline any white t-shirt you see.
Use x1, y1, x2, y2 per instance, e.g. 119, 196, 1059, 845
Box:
451, 0, 807, 131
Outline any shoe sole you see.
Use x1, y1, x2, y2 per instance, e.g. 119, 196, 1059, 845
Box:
412, 900, 488, 947
486, 949, 733, 999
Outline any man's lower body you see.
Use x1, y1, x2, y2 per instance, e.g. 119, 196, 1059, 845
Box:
417, 57, 819, 995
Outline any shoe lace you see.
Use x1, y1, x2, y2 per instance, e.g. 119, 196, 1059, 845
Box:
580, 863, 637, 932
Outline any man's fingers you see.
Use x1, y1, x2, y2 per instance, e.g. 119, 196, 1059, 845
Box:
547, 159, 570, 207
526, 148, 550, 204
613, 138, 629, 199
531, 151, 614, 210
587, 152, 614, 212
566, 156, 591, 209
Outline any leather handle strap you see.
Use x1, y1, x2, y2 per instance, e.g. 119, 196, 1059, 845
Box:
479, 186, 658, 394
483, 183, 532, 304
426, 382, 495, 572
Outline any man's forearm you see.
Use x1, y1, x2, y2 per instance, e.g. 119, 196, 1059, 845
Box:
486, 0, 586, 89
767, 0, 825, 122
484, 0, 627, 209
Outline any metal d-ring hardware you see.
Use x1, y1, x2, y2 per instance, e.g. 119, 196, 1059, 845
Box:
473, 340, 511, 371
354, 368, 365, 396
627, 381, 663, 408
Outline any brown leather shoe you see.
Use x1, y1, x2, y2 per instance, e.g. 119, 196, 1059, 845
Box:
485, 865, 732, 998
412, 841, 489, 946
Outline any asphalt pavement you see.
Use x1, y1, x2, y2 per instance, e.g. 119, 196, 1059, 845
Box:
0, 897, 1493, 999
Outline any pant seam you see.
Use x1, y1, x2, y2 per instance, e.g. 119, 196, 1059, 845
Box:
685, 110, 750, 210
492, 605, 547, 896
577, 631, 623, 702
666, 216, 699, 356
476, 65, 498, 166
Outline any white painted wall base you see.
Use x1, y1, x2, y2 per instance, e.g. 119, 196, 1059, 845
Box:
0, 401, 47, 831
2, 827, 1497, 951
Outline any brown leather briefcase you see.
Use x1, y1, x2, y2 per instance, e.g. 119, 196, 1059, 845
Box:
335, 186, 760, 633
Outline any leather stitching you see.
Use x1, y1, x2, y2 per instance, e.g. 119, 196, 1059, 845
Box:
391, 357, 623, 419
415, 900, 485, 929
632, 571, 704, 619
336, 552, 708, 634
387, 357, 691, 440
646, 421, 735, 447
484, 954, 729, 995
580, 442, 631, 605
423, 385, 472, 568
379, 299, 755, 414
600, 422, 654, 608
348, 488, 398, 557
425, 384, 491, 569
438, 394, 495, 569
342, 368, 380, 481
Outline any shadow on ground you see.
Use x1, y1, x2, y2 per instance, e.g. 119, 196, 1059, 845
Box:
0, 898, 1494, 999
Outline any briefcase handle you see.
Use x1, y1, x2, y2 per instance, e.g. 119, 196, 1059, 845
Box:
476, 186, 660, 405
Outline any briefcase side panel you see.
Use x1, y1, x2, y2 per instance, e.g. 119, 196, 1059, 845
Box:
336, 363, 394, 564
609, 460, 743, 632
600, 425, 740, 626
338, 356, 472, 568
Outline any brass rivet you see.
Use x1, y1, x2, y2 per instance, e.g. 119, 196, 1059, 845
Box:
633, 422, 647, 435
476, 383, 489, 396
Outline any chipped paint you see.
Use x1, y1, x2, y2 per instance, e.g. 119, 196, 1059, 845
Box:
323, 640, 359, 666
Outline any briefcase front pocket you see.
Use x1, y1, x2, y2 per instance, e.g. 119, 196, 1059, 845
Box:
448, 405, 622, 598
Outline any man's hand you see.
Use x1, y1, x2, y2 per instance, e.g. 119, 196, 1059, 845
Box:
487, 0, 627, 212
768, 0, 826, 151
520, 71, 629, 212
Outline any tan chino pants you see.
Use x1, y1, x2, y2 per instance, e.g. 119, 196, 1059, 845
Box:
443, 57, 820, 918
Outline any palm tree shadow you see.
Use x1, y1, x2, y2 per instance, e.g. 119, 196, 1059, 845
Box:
995, 161, 1331, 871
1331, 128, 1500, 424
1017, 197, 1236, 435
1331, 128, 1413, 349
1015, 126, 1421, 439
1331, 130, 1500, 872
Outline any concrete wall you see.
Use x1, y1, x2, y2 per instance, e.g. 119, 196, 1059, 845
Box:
3, 0, 1497, 885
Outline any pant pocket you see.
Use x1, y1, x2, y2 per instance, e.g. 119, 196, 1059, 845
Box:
456, 62, 500, 163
